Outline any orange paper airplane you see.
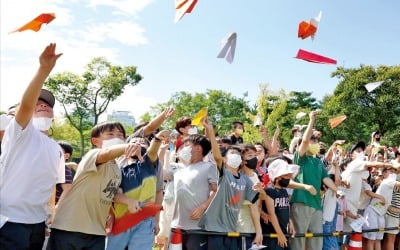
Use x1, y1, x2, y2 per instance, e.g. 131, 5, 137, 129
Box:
175, 0, 198, 22
298, 11, 322, 40
11, 13, 56, 33
329, 115, 347, 128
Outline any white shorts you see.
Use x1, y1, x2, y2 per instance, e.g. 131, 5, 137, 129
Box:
384, 214, 400, 235
362, 206, 384, 240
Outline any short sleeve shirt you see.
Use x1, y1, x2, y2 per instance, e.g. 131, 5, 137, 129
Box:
0, 119, 65, 223
291, 151, 329, 210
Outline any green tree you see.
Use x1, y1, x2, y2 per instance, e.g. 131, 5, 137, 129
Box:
147, 90, 253, 135
46, 57, 142, 156
51, 117, 86, 159
319, 65, 400, 146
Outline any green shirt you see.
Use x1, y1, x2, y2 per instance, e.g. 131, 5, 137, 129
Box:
290, 151, 328, 210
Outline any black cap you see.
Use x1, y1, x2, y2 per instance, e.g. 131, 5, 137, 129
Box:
349, 141, 366, 153
39, 89, 55, 108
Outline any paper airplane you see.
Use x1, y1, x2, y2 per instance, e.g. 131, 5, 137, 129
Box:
174, 0, 198, 23
254, 115, 262, 126
295, 112, 307, 119
191, 107, 208, 128
365, 81, 384, 92
10, 13, 55, 33
217, 32, 237, 64
329, 115, 347, 128
298, 11, 322, 40
295, 49, 337, 65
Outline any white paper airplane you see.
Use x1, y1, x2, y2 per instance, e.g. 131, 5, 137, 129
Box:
365, 81, 384, 92
217, 32, 237, 64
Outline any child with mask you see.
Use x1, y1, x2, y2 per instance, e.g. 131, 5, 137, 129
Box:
48, 121, 143, 249
198, 118, 269, 249
290, 111, 339, 250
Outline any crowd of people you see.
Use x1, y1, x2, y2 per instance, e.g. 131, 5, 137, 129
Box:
1, 44, 400, 250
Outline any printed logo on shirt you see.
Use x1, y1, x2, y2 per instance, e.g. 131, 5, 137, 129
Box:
102, 179, 118, 199
275, 197, 289, 208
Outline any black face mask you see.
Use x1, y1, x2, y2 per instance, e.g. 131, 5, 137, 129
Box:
132, 146, 147, 160
278, 178, 290, 188
219, 147, 228, 157
319, 148, 326, 155
375, 137, 381, 142
245, 157, 258, 169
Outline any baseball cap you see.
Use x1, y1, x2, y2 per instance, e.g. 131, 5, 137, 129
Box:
349, 141, 366, 153
39, 89, 55, 108
268, 159, 299, 182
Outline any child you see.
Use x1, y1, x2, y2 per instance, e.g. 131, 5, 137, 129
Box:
48, 121, 142, 249
263, 159, 315, 249
198, 118, 264, 249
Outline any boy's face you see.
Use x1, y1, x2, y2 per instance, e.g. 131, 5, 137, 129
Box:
92, 127, 125, 148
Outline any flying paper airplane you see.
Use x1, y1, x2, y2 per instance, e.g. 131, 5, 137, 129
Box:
174, 0, 198, 23
10, 13, 55, 33
298, 11, 322, 40
254, 115, 262, 127
217, 32, 237, 64
365, 81, 384, 92
295, 49, 337, 65
329, 115, 347, 128
191, 107, 208, 128
295, 112, 307, 119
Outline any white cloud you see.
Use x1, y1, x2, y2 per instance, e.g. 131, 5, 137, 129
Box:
87, 0, 155, 16
0, 0, 151, 112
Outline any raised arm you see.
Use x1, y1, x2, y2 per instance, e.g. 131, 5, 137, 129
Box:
142, 107, 175, 136
147, 130, 170, 162
96, 142, 141, 165
16, 43, 62, 129
298, 111, 317, 157
203, 117, 223, 169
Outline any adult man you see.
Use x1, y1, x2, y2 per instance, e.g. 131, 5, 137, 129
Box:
0, 43, 65, 249
290, 111, 338, 250
170, 134, 218, 250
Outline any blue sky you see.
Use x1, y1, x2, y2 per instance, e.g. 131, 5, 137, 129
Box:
1, 0, 399, 121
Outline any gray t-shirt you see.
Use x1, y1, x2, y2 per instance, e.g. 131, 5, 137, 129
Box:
171, 161, 218, 230
198, 167, 257, 232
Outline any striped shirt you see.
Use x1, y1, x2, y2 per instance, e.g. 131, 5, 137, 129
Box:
55, 165, 73, 204
386, 186, 400, 218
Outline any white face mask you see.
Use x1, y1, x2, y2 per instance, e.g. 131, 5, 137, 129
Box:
32, 117, 53, 131
178, 146, 192, 162
355, 151, 365, 161
102, 138, 125, 148
188, 127, 198, 135
226, 153, 242, 169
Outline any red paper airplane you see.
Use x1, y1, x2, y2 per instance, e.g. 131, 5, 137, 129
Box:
295, 49, 337, 65
11, 13, 55, 33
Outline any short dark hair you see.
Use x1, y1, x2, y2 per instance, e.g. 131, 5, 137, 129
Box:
58, 141, 73, 155
184, 134, 211, 156
134, 122, 149, 133
232, 121, 244, 130
395, 151, 400, 158
90, 121, 126, 146
240, 144, 257, 157
220, 136, 233, 145
175, 116, 192, 135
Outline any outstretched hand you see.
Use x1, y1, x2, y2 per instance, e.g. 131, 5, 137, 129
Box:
39, 43, 62, 70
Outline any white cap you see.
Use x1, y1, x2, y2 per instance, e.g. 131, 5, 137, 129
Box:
268, 159, 299, 182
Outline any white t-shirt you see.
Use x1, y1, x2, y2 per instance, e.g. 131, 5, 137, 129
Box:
237, 173, 259, 233
369, 175, 397, 216
358, 182, 372, 210
0, 119, 65, 223
341, 159, 366, 208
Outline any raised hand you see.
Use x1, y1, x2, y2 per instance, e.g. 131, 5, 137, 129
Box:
39, 43, 62, 71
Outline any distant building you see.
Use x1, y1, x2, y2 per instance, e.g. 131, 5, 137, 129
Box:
107, 110, 136, 127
